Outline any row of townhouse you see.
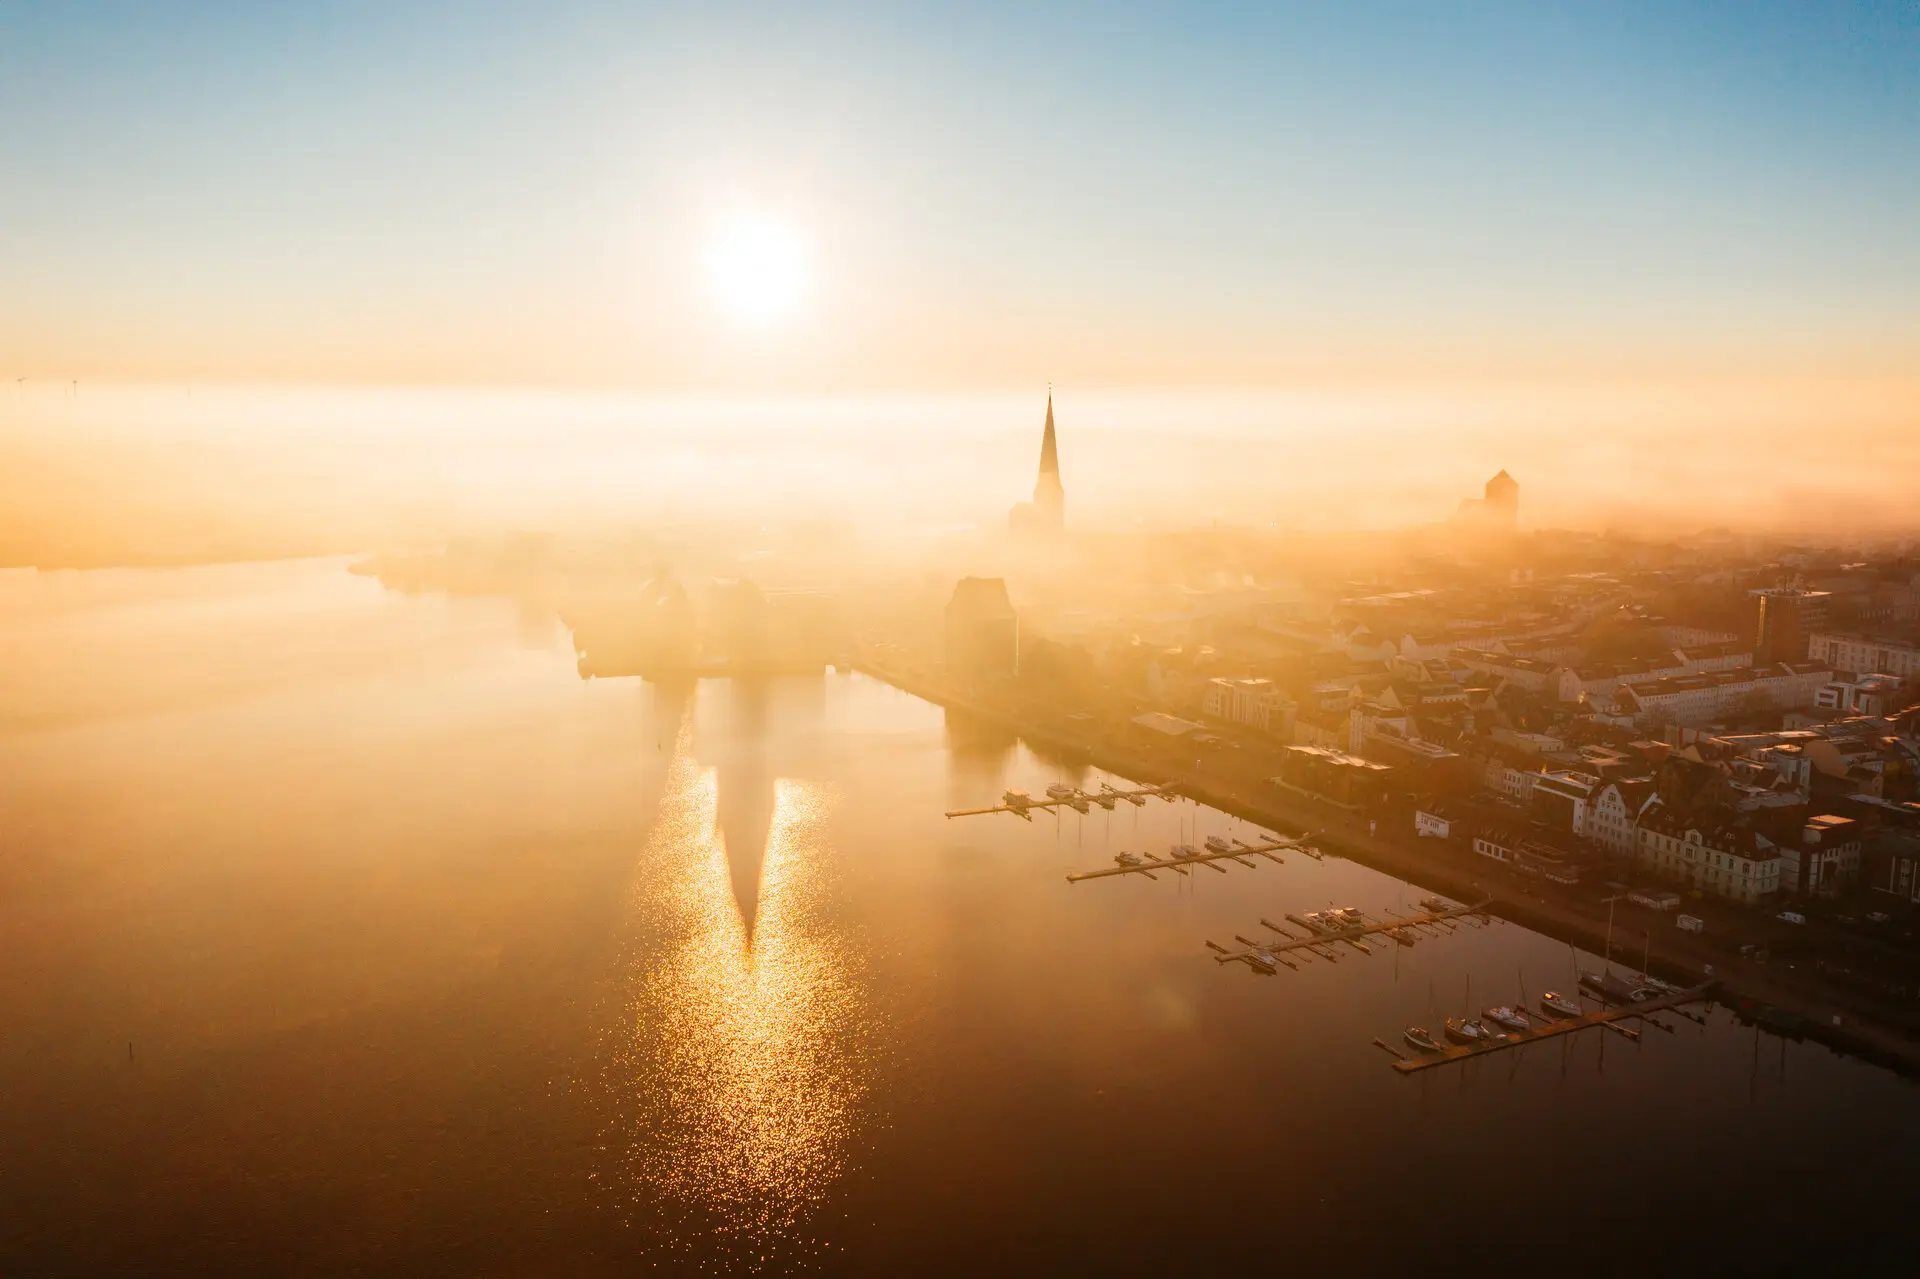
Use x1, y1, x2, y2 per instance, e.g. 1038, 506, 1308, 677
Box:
1634, 808, 1782, 905
1632, 806, 1864, 903
1808, 632, 1920, 680
1452, 650, 1557, 693
1548, 643, 1753, 704
1610, 662, 1833, 728
1543, 641, 1758, 702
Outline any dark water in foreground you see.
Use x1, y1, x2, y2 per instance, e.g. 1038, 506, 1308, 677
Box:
2, 559, 1915, 1275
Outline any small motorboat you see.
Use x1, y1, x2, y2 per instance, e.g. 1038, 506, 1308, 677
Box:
1113, 851, 1144, 868
1001, 789, 1032, 808
1483, 1005, 1529, 1032
1539, 991, 1582, 1018
1170, 844, 1202, 860
1444, 1017, 1496, 1044
1403, 1026, 1442, 1053
1203, 835, 1234, 854
1045, 783, 1079, 801
1420, 895, 1453, 912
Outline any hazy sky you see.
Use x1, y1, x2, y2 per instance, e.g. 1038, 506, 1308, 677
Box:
3, 1, 1916, 389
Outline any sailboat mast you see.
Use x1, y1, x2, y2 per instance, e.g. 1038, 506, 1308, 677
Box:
1603, 897, 1617, 979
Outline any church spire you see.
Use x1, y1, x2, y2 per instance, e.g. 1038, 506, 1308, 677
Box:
1032, 385, 1065, 527
1038, 388, 1059, 479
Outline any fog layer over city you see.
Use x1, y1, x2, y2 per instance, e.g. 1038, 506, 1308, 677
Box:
5, 379, 1918, 569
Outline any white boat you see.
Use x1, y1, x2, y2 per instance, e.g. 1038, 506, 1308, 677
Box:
1539, 991, 1582, 1018
1170, 844, 1202, 860
1001, 789, 1031, 808
1113, 851, 1144, 868
1483, 1006, 1529, 1032
1444, 1017, 1497, 1044
1203, 835, 1234, 854
1045, 783, 1079, 801
1420, 895, 1453, 912
1403, 1026, 1442, 1053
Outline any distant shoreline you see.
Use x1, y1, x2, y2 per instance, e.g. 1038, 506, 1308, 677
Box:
0, 548, 369, 573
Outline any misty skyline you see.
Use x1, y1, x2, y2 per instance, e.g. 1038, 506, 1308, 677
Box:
4, 1, 1916, 390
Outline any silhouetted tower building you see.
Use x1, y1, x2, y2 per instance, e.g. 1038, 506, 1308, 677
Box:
1033, 391, 1064, 528
945, 577, 1019, 682
1483, 469, 1518, 525
1453, 469, 1518, 531
1750, 587, 1830, 664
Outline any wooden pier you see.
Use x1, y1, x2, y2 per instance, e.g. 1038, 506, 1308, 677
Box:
1207, 899, 1493, 969
945, 783, 1180, 820
1389, 983, 1716, 1072
1066, 834, 1311, 881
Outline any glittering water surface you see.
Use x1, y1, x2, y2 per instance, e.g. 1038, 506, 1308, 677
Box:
2, 560, 1918, 1275
617, 761, 868, 1228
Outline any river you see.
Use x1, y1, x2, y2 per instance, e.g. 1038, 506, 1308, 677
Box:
1, 558, 1913, 1274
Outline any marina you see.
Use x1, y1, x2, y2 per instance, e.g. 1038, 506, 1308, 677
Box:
1383, 984, 1719, 1072
944, 781, 1181, 820
1065, 832, 1312, 881
1205, 899, 1494, 972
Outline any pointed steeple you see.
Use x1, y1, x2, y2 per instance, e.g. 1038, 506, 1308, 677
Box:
1038, 391, 1059, 478
1032, 386, 1065, 527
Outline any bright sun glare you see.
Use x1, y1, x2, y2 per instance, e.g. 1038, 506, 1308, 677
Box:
705, 217, 807, 323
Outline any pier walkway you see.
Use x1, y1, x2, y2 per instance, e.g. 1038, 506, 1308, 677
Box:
1065, 834, 1310, 881
1388, 983, 1717, 1072
945, 783, 1179, 820
1207, 899, 1493, 970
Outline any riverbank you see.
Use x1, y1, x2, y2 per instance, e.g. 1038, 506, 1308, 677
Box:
860, 654, 1920, 1078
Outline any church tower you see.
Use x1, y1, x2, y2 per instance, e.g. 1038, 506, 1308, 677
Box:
1032, 390, 1065, 528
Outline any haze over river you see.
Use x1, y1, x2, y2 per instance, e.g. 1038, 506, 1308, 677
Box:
2, 559, 1914, 1274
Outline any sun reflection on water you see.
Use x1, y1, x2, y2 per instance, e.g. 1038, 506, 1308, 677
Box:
610, 736, 871, 1239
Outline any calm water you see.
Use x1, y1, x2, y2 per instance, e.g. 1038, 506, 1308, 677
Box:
2, 559, 1915, 1274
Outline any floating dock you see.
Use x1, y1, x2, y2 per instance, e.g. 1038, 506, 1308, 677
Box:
1066, 834, 1312, 881
1207, 899, 1493, 969
1389, 983, 1716, 1072
946, 783, 1180, 820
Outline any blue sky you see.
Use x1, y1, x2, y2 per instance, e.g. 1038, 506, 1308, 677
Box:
2, 1, 1915, 386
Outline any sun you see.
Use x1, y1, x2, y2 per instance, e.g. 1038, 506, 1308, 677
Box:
704, 216, 807, 323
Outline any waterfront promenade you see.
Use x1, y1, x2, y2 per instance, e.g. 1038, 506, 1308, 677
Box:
855, 649, 1920, 1075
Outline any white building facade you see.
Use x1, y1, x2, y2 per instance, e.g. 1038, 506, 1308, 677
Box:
1807, 632, 1920, 680
1203, 677, 1295, 737
1636, 815, 1781, 905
